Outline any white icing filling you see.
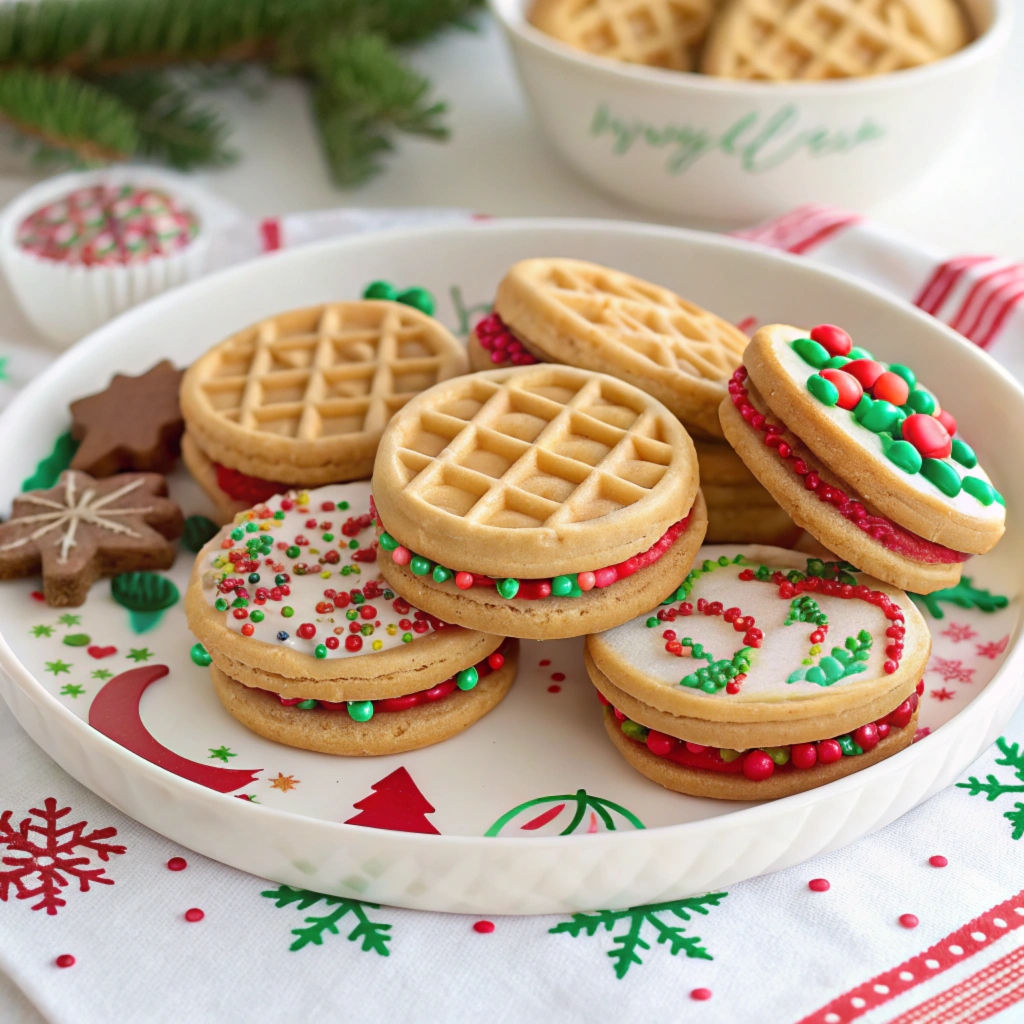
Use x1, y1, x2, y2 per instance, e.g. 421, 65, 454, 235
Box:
769, 330, 1003, 524
596, 545, 891, 701
201, 482, 440, 660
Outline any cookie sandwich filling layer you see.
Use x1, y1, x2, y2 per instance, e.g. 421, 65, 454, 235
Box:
375, 509, 695, 602
473, 312, 540, 367
200, 488, 459, 660
729, 367, 973, 567
263, 642, 513, 722
602, 685, 921, 783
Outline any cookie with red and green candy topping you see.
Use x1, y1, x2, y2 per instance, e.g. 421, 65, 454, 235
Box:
719, 324, 1005, 594
584, 544, 929, 800
184, 482, 517, 756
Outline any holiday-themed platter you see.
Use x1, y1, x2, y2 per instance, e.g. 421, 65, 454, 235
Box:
0, 219, 1021, 915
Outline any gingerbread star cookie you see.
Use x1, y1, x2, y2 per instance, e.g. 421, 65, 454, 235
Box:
0, 471, 184, 606
70, 361, 185, 477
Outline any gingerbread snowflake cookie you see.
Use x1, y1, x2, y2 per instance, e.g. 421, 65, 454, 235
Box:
0, 471, 183, 606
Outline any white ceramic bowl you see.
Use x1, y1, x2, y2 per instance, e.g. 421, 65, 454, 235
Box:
490, 0, 1011, 224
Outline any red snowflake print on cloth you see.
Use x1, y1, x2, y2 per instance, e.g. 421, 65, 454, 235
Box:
0, 797, 126, 914
941, 622, 978, 643
931, 687, 956, 701
977, 636, 1010, 660
928, 657, 976, 684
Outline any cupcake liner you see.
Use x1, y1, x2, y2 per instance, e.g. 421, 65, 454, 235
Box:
0, 167, 238, 348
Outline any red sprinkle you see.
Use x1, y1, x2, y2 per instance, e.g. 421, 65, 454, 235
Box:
929, 855, 948, 868
473, 920, 496, 934
55, 954, 75, 968
167, 857, 187, 871
690, 988, 713, 1001
184, 908, 205, 923
547, 684, 561, 693
808, 878, 831, 892
899, 914, 919, 929
551, 672, 566, 682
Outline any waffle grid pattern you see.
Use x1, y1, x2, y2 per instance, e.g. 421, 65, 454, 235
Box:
524, 261, 747, 382
706, 0, 959, 79
196, 304, 456, 443
532, 0, 714, 68
392, 372, 677, 530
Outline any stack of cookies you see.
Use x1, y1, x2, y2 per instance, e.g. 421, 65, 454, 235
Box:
528, 0, 971, 81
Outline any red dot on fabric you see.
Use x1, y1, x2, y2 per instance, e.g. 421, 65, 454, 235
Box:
551, 672, 566, 682
167, 857, 187, 871
55, 954, 75, 968
539, 659, 551, 667
547, 684, 562, 693
929, 855, 948, 868
808, 878, 831, 892
900, 914, 919, 929
184, 908, 205, 922
690, 988, 713, 1001
473, 920, 495, 934
30, 590, 45, 602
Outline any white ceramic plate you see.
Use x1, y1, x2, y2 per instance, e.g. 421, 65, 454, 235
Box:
0, 220, 1021, 915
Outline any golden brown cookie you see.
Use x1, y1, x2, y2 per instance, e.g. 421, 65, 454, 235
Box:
720, 324, 1004, 593
372, 365, 707, 638
585, 543, 929, 800
184, 482, 516, 754
487, 259, 747, 438
701, 0, 969, 80
180, 301, 468, 510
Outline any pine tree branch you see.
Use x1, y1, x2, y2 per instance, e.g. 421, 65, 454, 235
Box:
1005, 803, 1024, 840
956, 774, 1024, 801
95, 70, 235, 169
995, 738, 1024, 783
0, 67, 136, 161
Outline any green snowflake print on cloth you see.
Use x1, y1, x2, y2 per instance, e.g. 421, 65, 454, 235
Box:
958, 737, 1024, 839
549, 893, 726, 979
261, 886, 391, 955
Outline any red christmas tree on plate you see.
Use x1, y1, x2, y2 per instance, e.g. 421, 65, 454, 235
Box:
345, 767, 440, 835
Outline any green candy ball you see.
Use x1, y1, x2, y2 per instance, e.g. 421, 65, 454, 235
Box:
859, 399, 900, 433
497, 578, 520, 599
551, 575, 573, 597
807, 374, 839, 406
363, 280, 397, 301
190, 643, 212, 667
906, 388, 936, 415
396, 286, 436, 316
410, 555, 433, 576
456, 666, 479, 690
347, 700, 374, 722
379, 532, 398, 551
296, 699, 318, 710
921, 458, 962, 497
432, 565, 452, 584
792, 338, 830, 368
314, 644, 328, 659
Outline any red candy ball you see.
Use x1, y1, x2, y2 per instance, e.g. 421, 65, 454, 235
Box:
344, 635, 362, 652
887, 699, 914, 729
455, 571, 474, 590
646, 730, 678, 757
871, 371, 910, 407
791, 743, 818, 770
853, 722, 880, 751
487, 651, 505, 671
902, 413, 952, 459
816, 738, 843, 764
296, 623, 316, 640
810, 324, 853, 357
742, 750, 775, 781
819, 368, 863, 410
843, 359, 885, 389
935, 408, 957, 436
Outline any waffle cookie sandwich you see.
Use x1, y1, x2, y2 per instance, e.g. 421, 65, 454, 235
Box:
720, 324, 1005, 593
185, 482, 516, 755
468, 259, 747, 438
372, 365, 708, 639
180, 301, 468, 522
586, 545, 929, 800
695, 438, 800, 545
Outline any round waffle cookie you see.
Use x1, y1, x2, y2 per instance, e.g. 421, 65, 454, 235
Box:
585, 544, 929, 800
484, 259, 747, 438
701, 0, 969, 80
180, 301, 468, 518
184, 482, 516, 756
529, 0, 718, 70
695, 438, 801, 545
720, 324, 1005, 594
372, 365, 707, 639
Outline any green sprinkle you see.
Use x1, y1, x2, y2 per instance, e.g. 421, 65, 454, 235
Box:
347, 700, 374, 722
286, 546, 300, 559
951, 439, 978, 469
886, 439, 923, 474
402, 632, 413, 643
281, 606, 294, 618
297, 699, 318, 710
230, 528, 244, 541
410, 555, 432, 576
962, 476, 996, 506
922, 458, 962, 497
646, 617, 659, 628
250, 609, 265, 623
808, 372, 840, 406
339, 501, 349, 510
719, 749, 743, 763
620, 719, 649, 742
456, 666, 479, 690
765, 746, 790, 766
363, 280, 397, 301
859, 400, 900, 433
275, 574, 288, 585
245, 521, 258, 533
322, 533, 334, 542
792, 338, 831, 368
274, 510, 285, 520
848, 346, 873, 360
497, 578, 520, 599
906, 388, 936, 415
348, 539, 359, 550
215, 598, 228, 612
379, 532, 398, 551
396, 286, 436, 316
62, 633, 90, 647
190, 643, 212, 667
889, 364, 916, 388
551, 575, 573, 597
824, 355, 851, 369
432, 565, 452, 584
312, 644, 327, 659
681, 674, 700, 688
